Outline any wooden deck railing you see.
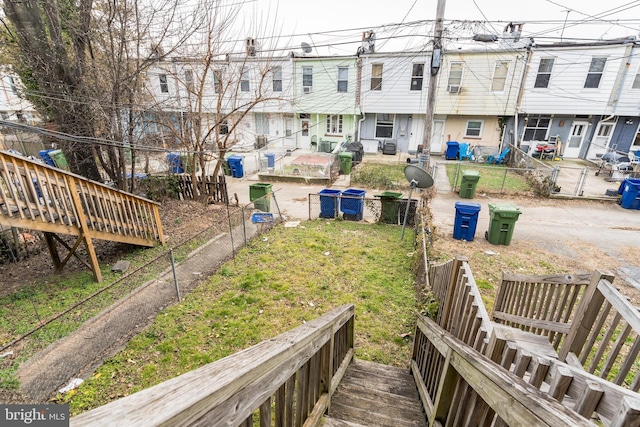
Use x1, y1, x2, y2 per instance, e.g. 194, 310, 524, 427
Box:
411, 313, 593, 427
0, 150, 164, 281
70, 304, 355, 427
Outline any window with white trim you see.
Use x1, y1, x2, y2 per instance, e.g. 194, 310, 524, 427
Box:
8, 76, 18, 95
272, 66, 282, 92
523, 115, 551, 140
447, 62, 463, 90
255, 113, 269, 134
159, 74, 169, 93
584, 57, 606, 88
184, 70, 194, 90
465, 120, 484, 138
337, 67, 348, 92
491, 61, 510, 92
371, 63, 383, 91
326, 115, 343, 135
302, 66, 313, 92
632, 70, 640, 89
240, 69, 249, 92
375, 113, 394, 138
218, 119, 229, 135
213, 70, 222, 93
534, 58, 554, 88
410, 63, 424, 90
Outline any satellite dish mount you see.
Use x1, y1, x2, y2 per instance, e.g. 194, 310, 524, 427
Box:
401, 165, 434, 239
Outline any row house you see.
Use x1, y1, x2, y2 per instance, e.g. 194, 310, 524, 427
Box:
516, 38, 640, 159
0, 67, 38, 124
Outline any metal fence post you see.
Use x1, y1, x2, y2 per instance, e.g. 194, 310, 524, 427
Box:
575, 166, 588, 196
169, 249, 181, 302
501, 168, 508, 194
453, 163, 461, 192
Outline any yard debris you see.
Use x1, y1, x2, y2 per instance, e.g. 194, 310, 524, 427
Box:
112, 260, 131, 273
58, 378, 83, 394
262, 237, 268, 241
485, 250, 498, 256
400, 333, 411, 338
0, 351, 13, 359
308, 302, 315, 307
284, 221, 300, 228
324, 251, 330, 256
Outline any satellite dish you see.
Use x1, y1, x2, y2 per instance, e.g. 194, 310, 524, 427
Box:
401, 165, 434, 239
404, 165, 434, 189
301, 42, 312, 53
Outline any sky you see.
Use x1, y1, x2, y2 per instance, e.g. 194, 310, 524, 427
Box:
238, 0, 640, 55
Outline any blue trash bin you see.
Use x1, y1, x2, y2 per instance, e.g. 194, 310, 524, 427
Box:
340, 188, 366, 221
453, 202, 482, 241
227, 156, 244, 178
619, 178, 640, 210
318, 189, 341, 218
39, 149, 56, 167
446, 141, 460, 160
265, 153, 275, 168
167, 152, 184, 173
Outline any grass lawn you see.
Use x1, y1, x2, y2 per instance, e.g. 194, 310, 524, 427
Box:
68, 220, 418, 414
445, 163, 533, 195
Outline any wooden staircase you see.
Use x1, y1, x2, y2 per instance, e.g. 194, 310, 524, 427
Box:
324, 359, 427, 427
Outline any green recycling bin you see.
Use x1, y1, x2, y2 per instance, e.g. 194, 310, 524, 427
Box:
250, 183, 272, 212
486, 203, 521, 246
339, 152, 354, 174
374, 191, 402, 224
49, 149, 68, 169
459, 170, 481, 199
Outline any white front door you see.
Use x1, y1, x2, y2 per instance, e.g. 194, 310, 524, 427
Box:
586, 121, 615, 160
300, 118, 311, 149
563, 121, 588, 158
431, 120, 445, 154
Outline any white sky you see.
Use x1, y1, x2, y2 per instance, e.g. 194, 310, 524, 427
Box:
239, 0, 640, 54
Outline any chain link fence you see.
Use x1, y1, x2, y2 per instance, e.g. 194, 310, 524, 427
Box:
0, 195, 281, 403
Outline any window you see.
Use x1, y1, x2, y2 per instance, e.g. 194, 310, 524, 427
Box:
326, 115, 343, 135
213, 70, 222, 93
285, 117, 293, 137
534, 58, 554, 88
159, 74, 169, 93
184, 70, 194, 90
632, 71, 640, 89
8, 76, 18, 95
410, 63, 424, 91
523, 115, 551, 140
371, 64, 383, 91
240, 69, 249, 92
337, 67, 348, 92
218, 119, 229, 135
255, 113, 269, 134
272, 66, 282, 92
302, 66, 313, 92
465, 120, 484, 138
584, 57, 606, 88
447, 62, 463, 90
491, 61, 510, 92
375, 113, 394, 138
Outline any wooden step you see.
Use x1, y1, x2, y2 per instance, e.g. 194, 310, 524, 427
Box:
327, 359, 427, 427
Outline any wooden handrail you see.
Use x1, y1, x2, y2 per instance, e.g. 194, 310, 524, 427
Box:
70, 304, 355, 427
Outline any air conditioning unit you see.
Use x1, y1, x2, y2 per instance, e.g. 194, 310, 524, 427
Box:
303, 86, 312, 94
447, 84, 461, 93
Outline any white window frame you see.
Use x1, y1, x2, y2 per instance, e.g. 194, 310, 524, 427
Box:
326, 115, 343, 135
337, 67, 348, 92
8, 76, 18, 95
523, 115, 552, 141
159, 74, 169, 93
534, 58, 554, 88
240, 69, 250, 92
272, 66, 282, 92
218, 119, 229, 135
375, 113, 394, 138
465, 120, 484, 138
584, 57, 607, 89
410, 63, 424, 91
632, 68, 640, 89
213, 70, 222, 94
491, 61, 510, 92
184, 69, 194, 91
255, 113, 269, 134
371, 63, 383, 91
302, 66, 313, 92
447, 62, 464, 88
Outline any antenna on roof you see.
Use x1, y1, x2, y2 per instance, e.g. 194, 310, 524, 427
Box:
301, 42, 312, 54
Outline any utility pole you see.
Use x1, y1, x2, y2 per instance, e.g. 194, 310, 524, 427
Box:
422, 0, 446, 169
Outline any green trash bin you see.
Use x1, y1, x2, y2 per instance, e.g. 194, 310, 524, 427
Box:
339, 152, 354, 174
374, 192, 402, 224
250, 183, 272, 212
459, 170, 481, 199
486, 203, 521, 246
49, 149, 68, 169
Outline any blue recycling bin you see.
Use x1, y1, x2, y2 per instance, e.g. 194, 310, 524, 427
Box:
618, 178, 640, 210
453, 202, 482, 241
167, 152, 184, 173
318, 189, 341, 218
265, 153, 275, 168
227, 155, 244, 178
446, 141, 460, 160
39, 149, 56, 167
340, 188, 366, 221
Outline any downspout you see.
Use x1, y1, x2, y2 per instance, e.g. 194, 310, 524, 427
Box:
356, 56, 365, 141
513, 44, 532, 149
